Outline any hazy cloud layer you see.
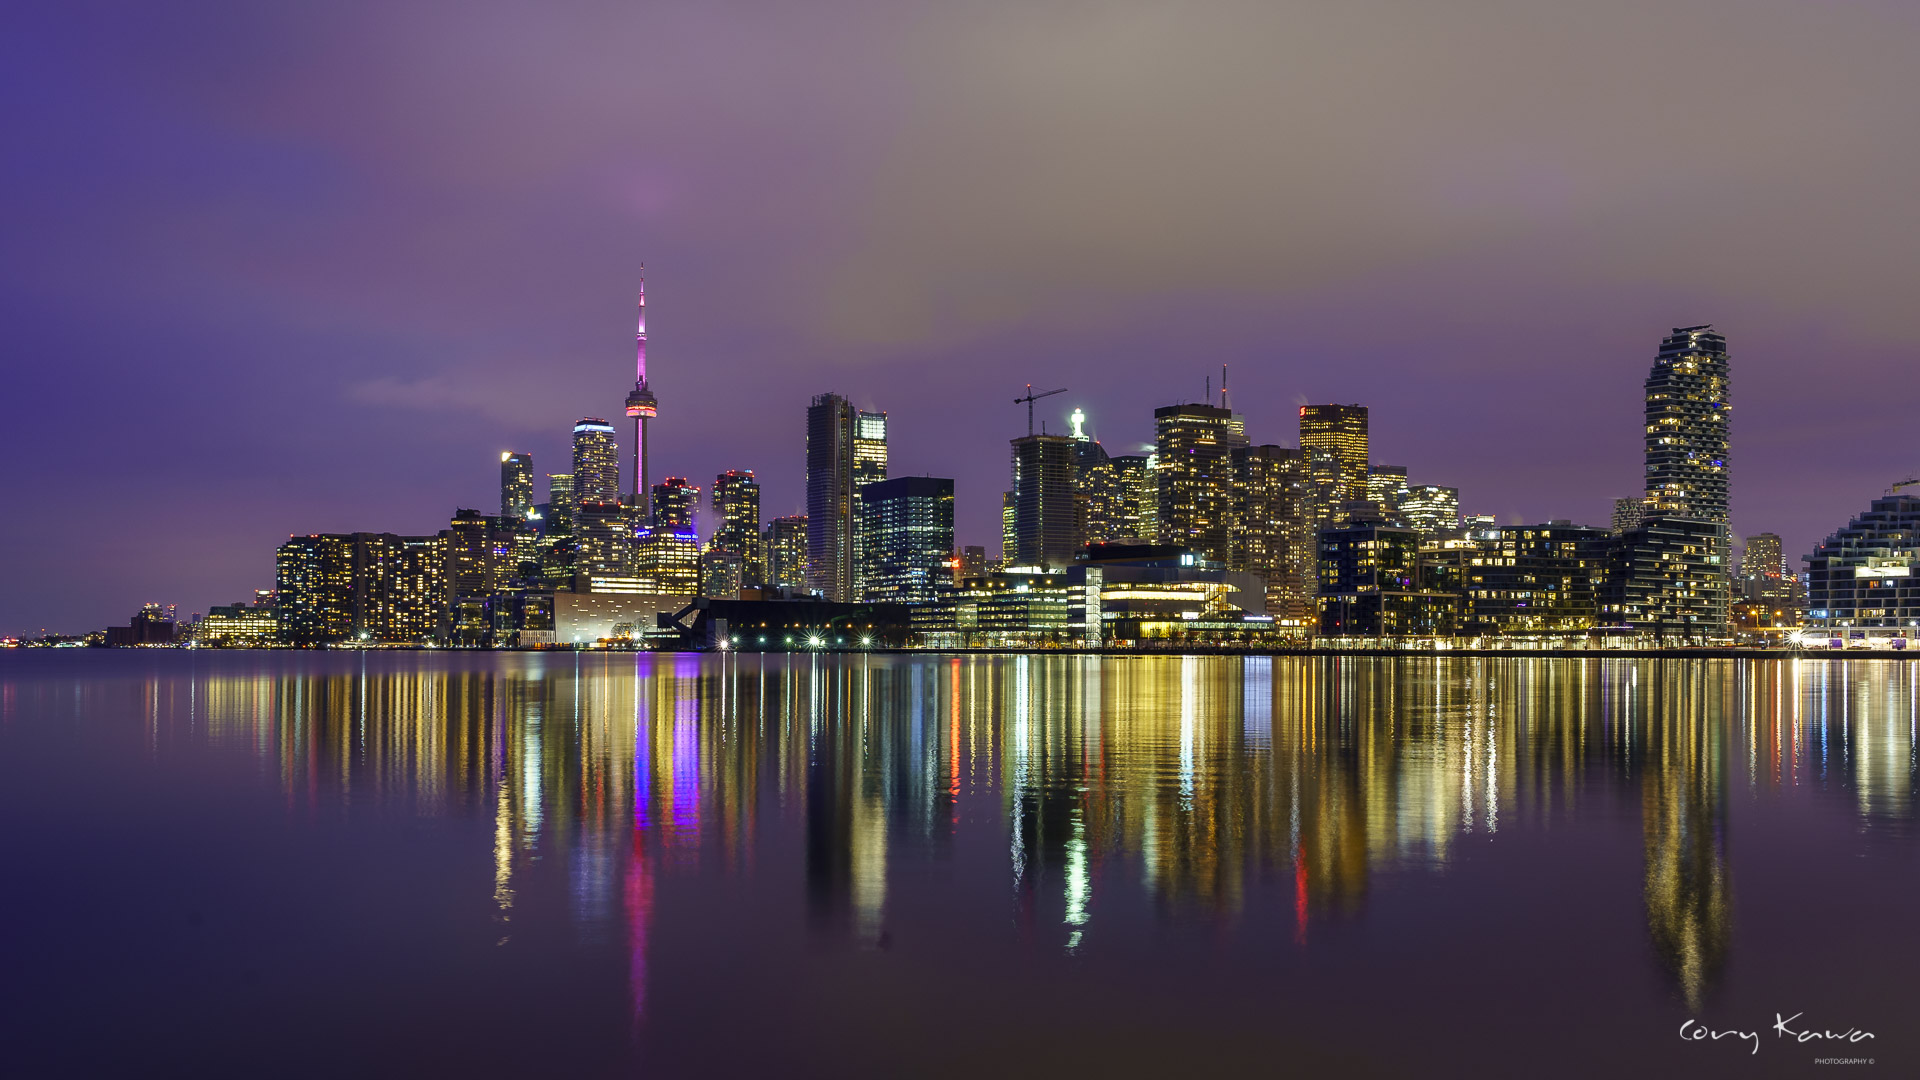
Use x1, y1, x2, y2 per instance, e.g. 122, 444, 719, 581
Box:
3, 0, 1917, 631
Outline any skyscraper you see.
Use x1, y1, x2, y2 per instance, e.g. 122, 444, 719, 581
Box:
1230, 444, 1312, 617
1299, 404, 1369, 525
1366, 465, 1408, 515
1644, 325, 1730, 524
623, 270, 659, 523
806, 393, 886, 601
651, 476, 699, 529
1012, 435, 1079, 570
860, 476, 955, 603
571, 418, 621, 509
1154, 403, 1237, 562
1400, 485, 1461, 534
500, 452, 534, 521
710, 470, 764, 585
546, 473, 574, 529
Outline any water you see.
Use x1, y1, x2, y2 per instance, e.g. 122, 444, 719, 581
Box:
1, 652, 1914, 1078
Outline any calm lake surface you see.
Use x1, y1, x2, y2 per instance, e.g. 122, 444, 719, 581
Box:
2, 651, 1914, 1078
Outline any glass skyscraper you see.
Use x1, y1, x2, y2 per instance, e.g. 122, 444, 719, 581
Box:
859, 476, 955, 603
806, 393, 886, 601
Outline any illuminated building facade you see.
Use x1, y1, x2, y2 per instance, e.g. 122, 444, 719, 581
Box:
1299, 404, 1369, 525
1399, 485, 1460, 535
1229, 444, 1312, 618
1316, 517, 1457, 637
1001, 491, 1015, 564
859, 475, 955, 604
545, 473, 574, 529
195, 599, 277, 647
1366, 465, 1409, 515
651, 476, 699, 530
1422, 522, 1608, 636
1732, 531, 1802, 640
275, 534, 354, 644
624, 273, 659, 522
710, 470, 763, 584
1644, 325, 1730, 525
700, 549, 744, 599
764, 514, 809, 590
806, 393, 886, 602
633, 526, 701, 597
571, 418, 621, 509
1804, 492, 1920, 645
1012, 434, 1079, 570
276, 532, 447, 645
1612, 496, 1646, 534
1595, 516, 1730, 642
1153, 403, 1238, 563
500, 452, 534, 520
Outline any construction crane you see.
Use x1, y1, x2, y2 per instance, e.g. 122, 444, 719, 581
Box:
1014, 384, 1067, 437
1892, 476, 1920, 495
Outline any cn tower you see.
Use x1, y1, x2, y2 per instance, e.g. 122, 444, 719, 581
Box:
623, 268, 658, 524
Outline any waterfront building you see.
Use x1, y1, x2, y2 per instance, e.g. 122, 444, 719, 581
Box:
806, 393, 886, 602
1423, 522, 1609, 637
1012, 434, 1079, 570
710, 470, 764, 584
651, 476, 699, 529
1153, 403, 1238, 562
1803, 489, 1920, 646
1644, 326, 1730, 525
1299, 404, 1369, 525
195, 599, 277, 647
275, 532, 447, 645
275, 534, 354, 645
859, 476, 955, 604
105, 603, 178, 647
1595, 516, 1730, 642
571, 418, 621, 509
500, 452, 534, 521
1316, 514, 1456, 637
1400, 485, 1460, 535
764, 514, 809, 590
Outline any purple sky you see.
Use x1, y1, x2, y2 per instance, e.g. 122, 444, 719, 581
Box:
6, 1, 1919, 634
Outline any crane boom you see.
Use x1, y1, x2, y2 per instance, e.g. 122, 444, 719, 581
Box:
1013, 384, 1068, 436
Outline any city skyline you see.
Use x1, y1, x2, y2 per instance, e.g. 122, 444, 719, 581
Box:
8, 3, 1920, 635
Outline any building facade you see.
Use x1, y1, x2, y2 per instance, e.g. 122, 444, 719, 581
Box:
765, 514, 809, 590
806, 393, 886, 602
860, 475, 956, 604
710, 470, 764, 585
1154, 403, 1240, 563
1299, 404, 1369, 526
1011, 434, 1079, 569
500, 452, 534, 520
1804, 491, 1920, 646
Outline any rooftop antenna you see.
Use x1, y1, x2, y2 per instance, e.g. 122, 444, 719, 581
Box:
1205, 374, 1210, 403
1222, 364, 1229, 411
1014, 383, 1067, 437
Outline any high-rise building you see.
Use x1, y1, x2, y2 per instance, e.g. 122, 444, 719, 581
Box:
275, 534, 354, 645
1644, 325, 1730, 524
1011, 435, 1079, 570
571, 418, 621, 509
275, 532, 447, 645
1367, 465, 1409, 515
700, 549, 744, 599
764, 514, 809, 590
633, 525, 700, 597
546, 473, 574, 529
1230, 444, 1312, 618
624, 270, 660, 523
1153, 403, 1238, 562
806, 393, 886, 602
710, 470, 764, 585
1400, 485, 1460, 534
1299, 404, 1369, 525
1611, 496, 1647, 534
1001, 491, 1016, 565
500, 452, 534, 521
651, 476, 699, 529
1804, 490, 1920, 645
1117, 454, 1155, 543
1596, 516, 1730, 642
860, 476, 955, 604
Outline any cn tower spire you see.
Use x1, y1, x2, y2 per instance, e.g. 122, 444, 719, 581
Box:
624, 264, 659, 521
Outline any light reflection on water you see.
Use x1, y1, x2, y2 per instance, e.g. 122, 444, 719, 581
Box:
2, 652, 1915, 1077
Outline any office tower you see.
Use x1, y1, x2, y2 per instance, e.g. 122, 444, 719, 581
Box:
1804, 488, 1920, 643
651, 476, 699, 529
631, 524, 700, 596
500, 452, 534, 520
624, 270, 659, 522
1012, 435, 1078, 570
1153, 403, 1237, 562
572, 418, 621, 508
1367, 465, 1409, 515
573, 502, 629, 577
764, 514, 809, 590
1230, 444, 1312, 617
708, 470, 764, 585
1644, 325, 1730, 524
1400, 485, 1460, 535
1001, 491, 1016, 564
806, 393, 886, 602
1299, 404, 1369, 525
1612, 496, 1647, 534
859, 476, 955, 603
1114, 454, 1155, 543
444, 508, 500, 645
546, 474, 575, 529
